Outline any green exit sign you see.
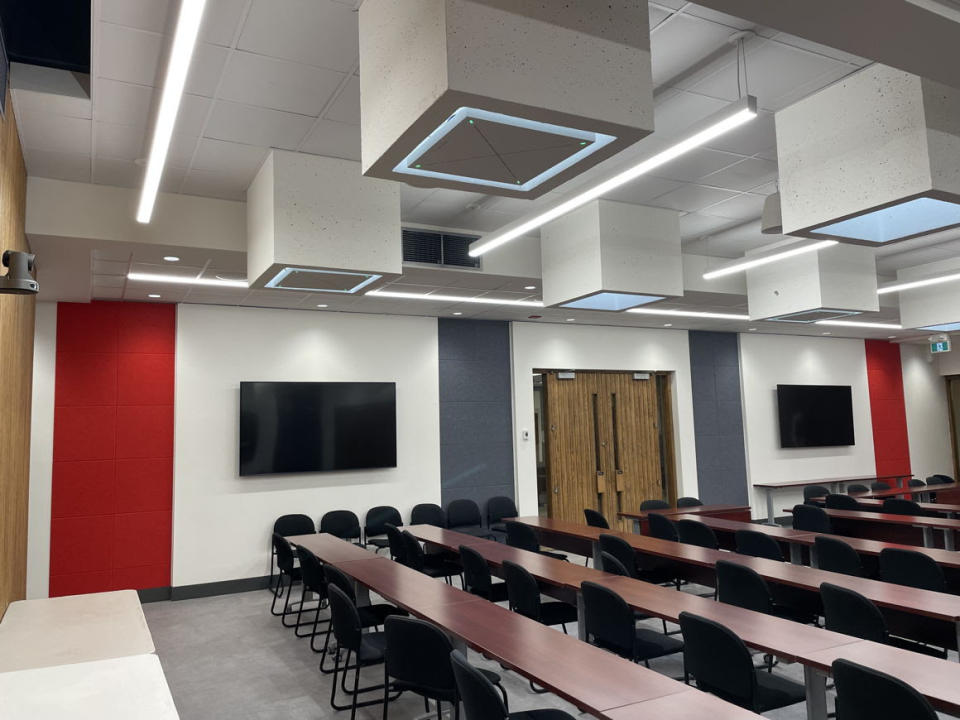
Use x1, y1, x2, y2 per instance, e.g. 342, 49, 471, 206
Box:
931, 340, 951, 354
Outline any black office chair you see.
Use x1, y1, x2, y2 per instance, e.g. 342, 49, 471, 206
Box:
678, 611, 806, 713
364, 506, 402, 552
814, 536, 864, 577
908, 478, 927, 488
320, 510, 362, 545
502, 560, 577, 633
825, 493, 861, 510
598, 551, 629, 576
401, 530, 463, 585
832, 658, 938, 720
290, 545, 331, 642
734, 529, 784, 562
382, 616, 504, 720
459, 545, 508, 602
504, 521, 567, 561
882, 498, 934, 517
792, 504, 832, 533
411, 503, 446, 527
879, 548, 946, 592
583, 508, 609, 529
447, 499, 494, 538
803, 485, 830, 502
870, 481, 891, 491
486, 496, 518, 534
846, 484, 869, 495
271, 533, 302, 617
596, 538, 672, 633
322, 563, 408, 630
927, 474, 954, 485
647, 513, 678, 541
451, 649, 575, 720
640, 499, 670, 511
271, 514, 315, 588
676, 519, 719, 550
384, 523, 406, 563
716, 560, 815, 624
580, 581, 683, 667
677, 496, 703, 508
326, 584, 396, 720
820, 583, 946, 658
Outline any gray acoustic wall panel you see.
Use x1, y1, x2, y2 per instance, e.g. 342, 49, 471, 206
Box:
688, 331, 748, 505
438, 319, 515, 511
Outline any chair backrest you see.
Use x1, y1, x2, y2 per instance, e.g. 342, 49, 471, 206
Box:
640, 499, 670, 511
908, 478, 927, 487
870, 481, 891, 491
385, 523, 407, 563
322, 562, 357, 603
882, 498, 924, 516
927, 474, 954, 485
411, 503, 446, 527
879, 548, 946, 592
295, 545, 327, 597
716, 560, 773, 614
846, 484, 869, 495
273, 513, 315, 537
384, 616, 456, 698
319, 510, 361, 540
803, 484, 831, 501
446, 499, 482, 529
677, 496, 703, 508
678, 612, 757, 711
825, 493, 860, 510
364, 506, 402, 537
580, 581, 635, 659
734, 529, 783, 562
792, 504, 832, 533
598, 534, 638, 578
504, 521, 540, 553
328, 584, 362, 653
599, 551, 630, 577
486, 496, 518, 526
502, 560, 542, 622
832, 659, 938, 720
676, 519, 719, 549
401, 530, 427, 572
820, 582, 887, 644
272, 533, 296, 573
814, 536, 863, 577
450, 649, 508, 720
647, 513, 678, 541
583, 508, 610, 529
459, 545, 494, 597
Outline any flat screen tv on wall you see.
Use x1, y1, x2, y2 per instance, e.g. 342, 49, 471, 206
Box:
239, 381, 397, 476
777, 384, 855, 448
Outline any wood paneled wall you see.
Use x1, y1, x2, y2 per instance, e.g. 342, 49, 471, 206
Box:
0, 90, 33, 616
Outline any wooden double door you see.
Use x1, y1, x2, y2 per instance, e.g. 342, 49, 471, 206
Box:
541, 370, 675, 531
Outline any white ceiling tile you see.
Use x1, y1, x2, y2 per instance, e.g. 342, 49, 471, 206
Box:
769, 33, 870, 67
96, 22, 163, 86
201, 0, 248, 46
174, 94, 212, 136
205, 100, 313, 149
324, 76, 359, 124
700, 192, 765, 220
93, 259, 129, 275
218, 51, 345, 116
22, 148, 91, 183
649, 147, 744, 183
652, 90, 730, 134
298, 118, 360, 160
650, 14, 735, 88
181, 168, 249, 200
159, 165, 188, 192
185, 43, 230, 97
101, 0, 172, 33
19, 113, 92, 155
651, 184, 738, 213
703, 110, 777, 157
648, 5, 672, 31
680, 5, 756, 30
167, 133, 200, 167
766, 64, 857, 112
94, 79, 154, 126
400, 185, 435, 212
699, 157, 778, 192
238, 0, 359, 72
92, 156, 142, 188
95, 121, 147, 160
603, 176, 683, 205
191, 138, 268, 178
93, 285, 125, 299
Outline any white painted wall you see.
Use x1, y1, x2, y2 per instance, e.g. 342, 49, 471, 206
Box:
937, 348, 960, 376
901, 344, 954, 479
510, 322, 698, 515
26, 302, 56, 599
739, 334, 876, 516
173, 304, 441, 586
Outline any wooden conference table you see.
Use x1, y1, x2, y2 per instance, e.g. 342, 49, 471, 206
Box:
618, 504, 751, 534
854, 480, 960, 502
786, 506, 960, 549
405, 524, 960, 719
287, 532, 763, 720
810, 496, 960, 516
753, 474, 913, 524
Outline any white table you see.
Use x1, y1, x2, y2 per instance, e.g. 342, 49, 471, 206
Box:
0, 590, 154, 672
0, 654, 179, 719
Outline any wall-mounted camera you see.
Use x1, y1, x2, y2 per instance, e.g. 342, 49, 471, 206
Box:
0, 250, 38, 295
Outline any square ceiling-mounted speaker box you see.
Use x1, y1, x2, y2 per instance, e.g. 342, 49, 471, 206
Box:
540, 200, 681, 310
895, 258, 960, 330
776, 64, 960, 245
358, 0, 653, 198
247, 151, 401, 291
747, 243, 879, 321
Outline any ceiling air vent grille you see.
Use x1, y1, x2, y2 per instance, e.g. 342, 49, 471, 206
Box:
766, 309, 863, 324
402, 228, 481, 269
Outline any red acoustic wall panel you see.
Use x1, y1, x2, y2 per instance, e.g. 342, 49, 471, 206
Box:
50, 301, 175, 596
864, 339, 911, 478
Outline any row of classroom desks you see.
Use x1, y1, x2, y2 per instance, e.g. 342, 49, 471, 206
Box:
783, 506, 960, 549
287, 532, 763, 720
404, 523, 960, 720
853, 480, 960, 501
618, 503, 752, 534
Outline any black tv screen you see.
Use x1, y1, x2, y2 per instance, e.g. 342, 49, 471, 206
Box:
777, 384, 854, 448
239, 382, 396, 476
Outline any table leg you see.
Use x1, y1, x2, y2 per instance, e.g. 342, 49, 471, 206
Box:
592, 540, 603, 569
922, 527, 935, 548
803, 666, 829, 720
945, 529, 956, 551
789, 542, 803, 565
576, 590, 587, 642
353, 581, 371, 608
766, 489, 776, 526
633, 519, 641, 534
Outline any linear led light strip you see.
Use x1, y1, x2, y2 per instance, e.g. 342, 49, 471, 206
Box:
815, 320, 902, 329
702, 240, 837, 280
626, 308, 750, 321
468, 96, 758, 257
877, 271, 960, 295
127, 272, 248, 288
136, 0, 208, 224
366, 289, 543, 308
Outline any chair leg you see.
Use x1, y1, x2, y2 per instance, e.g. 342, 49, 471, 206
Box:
350, 656, 361, 720
382, 665, 390, 720
436, 700, 442, 720
561, 623, 568, 635
270, 573, 288, 616
529, 679, 548, 694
